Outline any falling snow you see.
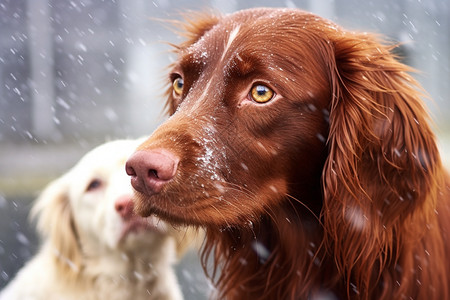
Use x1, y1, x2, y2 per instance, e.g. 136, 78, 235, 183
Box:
251, 241, 271, 262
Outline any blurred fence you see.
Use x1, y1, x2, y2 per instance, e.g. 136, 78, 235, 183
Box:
1, 0, 448, 194
0, 0, 448, 146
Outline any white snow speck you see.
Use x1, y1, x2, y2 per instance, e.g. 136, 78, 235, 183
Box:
251, 241, 270, 262
16, 232, 29, 245
345, 206, 367, 231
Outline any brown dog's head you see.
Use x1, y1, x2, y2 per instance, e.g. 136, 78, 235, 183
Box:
126, 8, 446, 299
127, 6, 439, 238
126, 8, 334, 226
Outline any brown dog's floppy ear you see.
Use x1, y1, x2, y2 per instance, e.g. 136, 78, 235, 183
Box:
322, 32, 445, 297
30, 174, 82, 278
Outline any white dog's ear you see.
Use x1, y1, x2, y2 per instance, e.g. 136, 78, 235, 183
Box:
30, 175, 82, 278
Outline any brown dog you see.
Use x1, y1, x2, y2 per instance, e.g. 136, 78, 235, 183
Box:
126, 8, 450, 300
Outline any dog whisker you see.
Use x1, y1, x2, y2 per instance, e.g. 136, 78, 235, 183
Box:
285, 194, 323, 227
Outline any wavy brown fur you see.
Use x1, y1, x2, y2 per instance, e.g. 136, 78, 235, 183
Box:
130, 8, 450, 299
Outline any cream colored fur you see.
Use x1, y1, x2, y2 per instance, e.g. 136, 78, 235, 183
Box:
0, 139, 197, 300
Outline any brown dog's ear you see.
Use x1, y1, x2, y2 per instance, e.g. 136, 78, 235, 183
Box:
177, 11, 220, 49
30, 175, 82, 278
322, 32, 445, 297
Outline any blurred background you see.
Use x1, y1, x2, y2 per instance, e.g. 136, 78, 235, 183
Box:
0, 0, 448, 298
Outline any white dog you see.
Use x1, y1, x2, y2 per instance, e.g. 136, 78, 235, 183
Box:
0, 139, 197, 300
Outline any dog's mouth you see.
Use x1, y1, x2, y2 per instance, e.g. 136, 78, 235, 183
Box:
133, 192, 205, 225
119, 215, 166, 241
132, 177, 287, 227
132, 181, 242, 225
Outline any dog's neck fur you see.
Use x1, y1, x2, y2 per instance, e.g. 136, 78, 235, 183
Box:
204, 198, 336, 300
50, 236, 180, 300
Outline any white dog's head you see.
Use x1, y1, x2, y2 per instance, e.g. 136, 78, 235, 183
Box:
31, 139, 195, 276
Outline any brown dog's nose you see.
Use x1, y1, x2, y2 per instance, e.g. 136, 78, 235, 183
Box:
125, 149, 179, 195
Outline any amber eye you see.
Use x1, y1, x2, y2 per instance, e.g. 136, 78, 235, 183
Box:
172, 77, 184, 96
86, 179, 102, 192
250, 84, 274, 103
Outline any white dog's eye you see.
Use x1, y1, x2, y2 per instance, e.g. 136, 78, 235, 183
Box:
86, 178, 102, 192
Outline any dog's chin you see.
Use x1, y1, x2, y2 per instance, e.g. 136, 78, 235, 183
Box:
133, 198, 155, 218
133, 198, 198, 227
133, 188, 263, 227
117, 215, 167, 246
138, 204, 192, 225
133, 192, 183, 222
133, 192, 159, 217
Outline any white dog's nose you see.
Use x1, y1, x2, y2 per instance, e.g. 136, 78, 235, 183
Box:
114, 195, 134, 219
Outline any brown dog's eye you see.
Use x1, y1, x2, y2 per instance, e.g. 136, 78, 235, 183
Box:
86, 179, 102, 192
172, 77, 184, 96
250, 84, 274, 103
